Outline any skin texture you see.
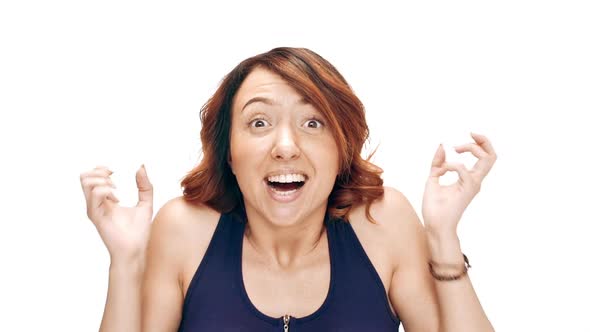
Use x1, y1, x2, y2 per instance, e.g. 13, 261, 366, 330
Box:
85, 67, 496, 332
228, 67, 340, 268
80, 165, 154, 332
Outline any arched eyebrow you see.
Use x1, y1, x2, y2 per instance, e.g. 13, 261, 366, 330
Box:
241, 96, 309, 112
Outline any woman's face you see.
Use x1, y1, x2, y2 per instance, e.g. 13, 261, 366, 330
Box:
229, 67, 339, 227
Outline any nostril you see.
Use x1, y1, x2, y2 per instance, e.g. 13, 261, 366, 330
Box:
271, 148, 300, 160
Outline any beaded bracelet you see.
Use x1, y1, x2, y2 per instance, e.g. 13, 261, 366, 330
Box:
428, 253, 471, 281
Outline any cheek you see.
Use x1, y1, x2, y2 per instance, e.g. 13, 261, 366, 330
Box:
309, 139, 340, 173
230, 134, 266, 176
324, 138, 340, 165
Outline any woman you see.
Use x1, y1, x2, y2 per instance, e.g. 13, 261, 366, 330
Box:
80, 47, 496, 331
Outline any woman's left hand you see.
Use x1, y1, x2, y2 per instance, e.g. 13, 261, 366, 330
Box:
421, 132, 497, 234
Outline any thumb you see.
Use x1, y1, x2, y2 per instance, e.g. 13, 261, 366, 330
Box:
430, 144, 445, 169
427, 144, 446, 185
136, 164, 153, 207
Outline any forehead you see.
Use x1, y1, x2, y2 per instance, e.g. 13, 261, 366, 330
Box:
233, 68, 305, 110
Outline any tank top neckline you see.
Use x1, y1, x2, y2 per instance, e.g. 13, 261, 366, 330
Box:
234, 212, 337, 326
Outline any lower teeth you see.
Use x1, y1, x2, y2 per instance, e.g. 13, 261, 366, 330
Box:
270, 187, 298, 196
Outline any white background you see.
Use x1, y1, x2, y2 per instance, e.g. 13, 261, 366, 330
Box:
1, 1, 589, 331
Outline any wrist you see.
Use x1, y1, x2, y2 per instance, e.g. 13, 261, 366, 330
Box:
425, 229, 463, 263
109, 255, 146, 278
425, 227, 459, 242
428, 253, 471, 281
425, 223, 457, 237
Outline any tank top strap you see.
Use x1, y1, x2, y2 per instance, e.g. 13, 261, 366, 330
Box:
178, 212, 248, 330
323, 215, 401, 327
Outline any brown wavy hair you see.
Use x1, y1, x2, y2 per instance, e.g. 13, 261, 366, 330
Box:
181, 47, 384, 223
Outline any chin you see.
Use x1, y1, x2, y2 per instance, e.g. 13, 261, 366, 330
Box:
264, 207, 305, 227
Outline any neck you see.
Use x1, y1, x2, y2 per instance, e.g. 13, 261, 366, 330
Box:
243, 207, 327, 269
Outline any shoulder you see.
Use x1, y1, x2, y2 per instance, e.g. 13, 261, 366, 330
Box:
154, 195, 220, 224
151, 196, 220, 248
141, 198, 221, 330
348, 186, 425, 266
349, 186, 422, 236
148, 196, 221, 279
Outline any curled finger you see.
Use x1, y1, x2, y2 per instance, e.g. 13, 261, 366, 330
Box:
81, 176, 117, 202
442, 162, 478, 189
454, 143, 487, 159
88, 185, 120, 217
471, 132, 497, 159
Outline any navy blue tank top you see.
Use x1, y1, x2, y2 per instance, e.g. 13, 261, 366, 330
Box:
177, 212, 400, 331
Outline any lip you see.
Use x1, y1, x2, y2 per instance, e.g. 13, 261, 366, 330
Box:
265, 180, 306, 203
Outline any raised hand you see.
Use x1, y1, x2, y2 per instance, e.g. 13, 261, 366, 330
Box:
80, 165, 154, 265
422, 133, 497, 233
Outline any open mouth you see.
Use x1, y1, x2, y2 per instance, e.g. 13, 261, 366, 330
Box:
265, 173, 308, 199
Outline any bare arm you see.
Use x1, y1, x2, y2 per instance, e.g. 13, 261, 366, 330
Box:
426, 230, 493, 332
141, 198, 190, 332
387, 188, 493, 332
99, 259, 145, 332
390, 133, 497, 331
81, 166, 186, 331
98, 198, 186, 332
80, 165, 154, 332
97, 198, 191, 332
420, 132, 497, 331
385, 188, 440, 332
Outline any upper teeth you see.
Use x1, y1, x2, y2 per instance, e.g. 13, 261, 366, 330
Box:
267, 174, 306, 183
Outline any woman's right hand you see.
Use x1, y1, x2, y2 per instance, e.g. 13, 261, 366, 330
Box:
80, 165, 154, 265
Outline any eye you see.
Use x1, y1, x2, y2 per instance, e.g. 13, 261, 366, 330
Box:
305, 118, 324, 129
249, 118, 269, 128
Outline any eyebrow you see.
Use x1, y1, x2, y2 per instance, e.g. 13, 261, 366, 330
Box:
241, 96, 309, 112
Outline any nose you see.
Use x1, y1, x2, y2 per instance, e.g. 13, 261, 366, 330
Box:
271, 123, 301, 161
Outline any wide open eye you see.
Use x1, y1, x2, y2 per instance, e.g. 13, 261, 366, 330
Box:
304, 118, 324, 129
250, 118, 269, 128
